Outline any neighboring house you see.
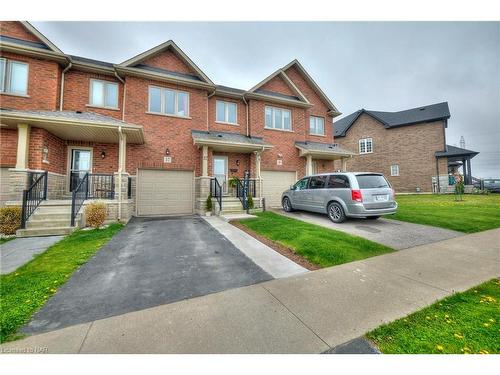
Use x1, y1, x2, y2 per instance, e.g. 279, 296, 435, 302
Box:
333, 102, 479, 193
0, 21, 355, 234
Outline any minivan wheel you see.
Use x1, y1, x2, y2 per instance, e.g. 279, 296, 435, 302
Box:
327, 202, 346, 223
282, 197, 294, 212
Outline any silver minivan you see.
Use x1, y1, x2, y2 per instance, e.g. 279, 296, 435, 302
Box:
281, 172, 397, 223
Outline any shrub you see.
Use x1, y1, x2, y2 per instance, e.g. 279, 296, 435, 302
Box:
0, 206, 22, 235
85, 201, 107, 229
205, 193, 213, 212
247, 193, 254, 209
228, 176, 239, 188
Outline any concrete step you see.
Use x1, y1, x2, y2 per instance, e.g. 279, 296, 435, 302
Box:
17, 226, 76, 237
30, 212, 80, 221
27, 219, 79, 229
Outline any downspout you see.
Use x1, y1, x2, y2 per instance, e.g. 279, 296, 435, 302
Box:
207, 89, 216, 131
59, 58, 73, 111
242, 95, 249, 136
114, 70, 126, 121
114, 70, 126, 220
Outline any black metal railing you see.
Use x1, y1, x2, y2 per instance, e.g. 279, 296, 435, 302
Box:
71, 172, 114, 199
235, 179, 247, 210
21, 171, 48, 229
210, 178, 222, 211
236, 179, 256, 200
71, 172, 89, 227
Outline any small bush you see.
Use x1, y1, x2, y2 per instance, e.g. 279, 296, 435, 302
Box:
0, 206, 22, 235
247, 193, 254, 209
85, 201, 107, 229
206, 193, 213, 212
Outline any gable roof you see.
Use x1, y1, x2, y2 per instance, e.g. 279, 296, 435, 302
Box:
282, 60, 341, 116
19, 21, 63, 54
334, 102, 451, 137
117, 40, 214, 85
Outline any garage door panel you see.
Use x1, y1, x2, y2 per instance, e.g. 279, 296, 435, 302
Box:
261, 171, 296, 208
137, 170, 194, 216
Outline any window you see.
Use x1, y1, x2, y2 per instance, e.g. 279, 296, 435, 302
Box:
293, 178, 309, 191
359, 138, 373, 154
216, 100, 237, 124
327, 175, 350, 189
265, 106, 292, 131
90, 79, 119, 109
310, 116, 325, 135
148, 86, 189, 117
356, 174, 390, 189
390, 164, 399, 176
0, 58, 28, 95
309, 175, 327, 189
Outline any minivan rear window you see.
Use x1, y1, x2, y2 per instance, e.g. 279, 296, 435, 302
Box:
356, 174, 390, 189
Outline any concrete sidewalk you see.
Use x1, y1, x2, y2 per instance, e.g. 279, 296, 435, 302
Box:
1, 228, 499, 354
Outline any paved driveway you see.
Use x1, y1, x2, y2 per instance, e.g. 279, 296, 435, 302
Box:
22, 216, 272, 335
275, 209, 463, 250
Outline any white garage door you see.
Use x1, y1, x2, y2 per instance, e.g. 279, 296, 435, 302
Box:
261, 170, 297, 208
137, 169, 194, 216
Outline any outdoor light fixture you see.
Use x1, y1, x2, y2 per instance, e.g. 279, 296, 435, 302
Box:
101, 150, 106, 159
42, 145, 49, 163
236, 160, 240, 166
277, 153, 283, 159
165, 148, 170, 156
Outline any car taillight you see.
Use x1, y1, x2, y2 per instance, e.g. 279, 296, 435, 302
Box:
351, 189, 363, 202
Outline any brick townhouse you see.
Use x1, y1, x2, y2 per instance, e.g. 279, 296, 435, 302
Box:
333, 103, 479, 193
0, 21, 356, 236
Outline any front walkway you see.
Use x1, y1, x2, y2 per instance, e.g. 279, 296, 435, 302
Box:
0, 236, 63, 274
2, 228, 498, 354
274, 209, 463, 250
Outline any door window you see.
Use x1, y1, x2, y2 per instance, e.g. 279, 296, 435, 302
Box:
71, 150, 91, 171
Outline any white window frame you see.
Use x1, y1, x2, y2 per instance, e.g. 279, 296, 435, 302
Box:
0, 58, 29, 96
309, 116, 325, 136
264, 106, 292, 131
216, 100, 238, 125
390, 164, 400, 176
89, 79, 119, 109
359, 138, 373, 154
148, 85, 190, 118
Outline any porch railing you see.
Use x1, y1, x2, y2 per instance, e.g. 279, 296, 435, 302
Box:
210, 178, 222, 211
71, 172, 89, 227
21, 171, 48, 229
236, 179, 256, 200
71, 172, 114, 199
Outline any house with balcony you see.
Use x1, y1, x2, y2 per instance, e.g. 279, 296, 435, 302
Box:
0, 21, 354, 236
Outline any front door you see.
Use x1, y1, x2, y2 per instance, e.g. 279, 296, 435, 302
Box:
70, 149, 92, 191
213, 156, 228, 194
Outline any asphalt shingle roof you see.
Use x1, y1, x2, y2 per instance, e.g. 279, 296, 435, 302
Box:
435, 145, 479, 157
70, 55, 115, 68
295, 141, 355, 155
334, 102, 451, 137
255, 89, 301, 101
216, 85, 246, 94
0, 35, 50, 50
191, 130, 270, 146
134, 64, 202, 81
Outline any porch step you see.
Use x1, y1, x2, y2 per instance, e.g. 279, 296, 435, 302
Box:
16, 226, 76, 237
27, 218, 80, 229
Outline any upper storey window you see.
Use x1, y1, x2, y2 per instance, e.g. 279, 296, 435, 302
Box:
216, 100, 237, 124
90, 79, 119, 109
265, 106, 292, 131
359, 138, 373, 154
310, 116, 325, 135
0, 58, 28, 96
149, 86, 189, 117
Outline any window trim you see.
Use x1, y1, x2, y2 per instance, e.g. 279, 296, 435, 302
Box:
264, 105, 292, 132
309, 115, 325, 136
89, 78, 119, 110
390, 164, 400, 177
359, 138, 373, 154
0, 58, 29, 96
147, 85, 190, 118
215, 100, 238, 125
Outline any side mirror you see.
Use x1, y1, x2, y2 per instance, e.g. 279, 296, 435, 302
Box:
290, 185, 296, 191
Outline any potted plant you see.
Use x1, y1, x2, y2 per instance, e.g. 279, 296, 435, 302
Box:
228, 176, 239, 196
205, 193, 213, 216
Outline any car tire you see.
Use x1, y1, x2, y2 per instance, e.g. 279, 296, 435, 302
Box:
366, 216, 380, 220
282, 197, 294, 212
327, 202, 346, 223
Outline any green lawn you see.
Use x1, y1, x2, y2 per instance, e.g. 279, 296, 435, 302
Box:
0, 223, 123, 343
389, 194, 500, 233
236, 211, 393, 267
367, 279, 500, 354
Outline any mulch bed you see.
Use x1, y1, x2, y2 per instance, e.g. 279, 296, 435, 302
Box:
231, 221, 321, 271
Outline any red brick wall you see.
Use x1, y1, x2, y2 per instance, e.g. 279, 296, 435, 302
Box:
124, 76, 208, 175
208, 95, 247, 135
333, 113, 447, 192
0, 129, 18, 167
139, 50, 196, 75
0, 21, 41, 43
66, 141, 119, 174
62, 69, 123, 119
260, 75, 296, 97
28, 127, 66, 173
0, 52, 60, 110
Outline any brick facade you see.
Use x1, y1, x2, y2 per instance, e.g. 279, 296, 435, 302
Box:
334, 113, 448, 192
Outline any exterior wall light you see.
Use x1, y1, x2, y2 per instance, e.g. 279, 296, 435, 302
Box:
101, 150, 106, 159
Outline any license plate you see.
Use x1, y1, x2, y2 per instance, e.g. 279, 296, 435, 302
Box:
374, 194, 388, 202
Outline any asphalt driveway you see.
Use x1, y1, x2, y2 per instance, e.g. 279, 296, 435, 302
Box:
22, 216, 272, 335
275, 209, 463, 250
